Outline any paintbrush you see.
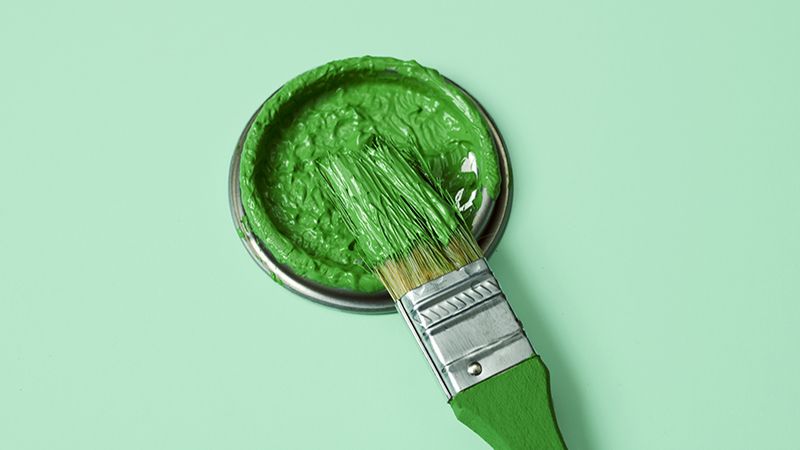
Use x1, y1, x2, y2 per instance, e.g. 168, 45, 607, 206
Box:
317, 138, 568, 450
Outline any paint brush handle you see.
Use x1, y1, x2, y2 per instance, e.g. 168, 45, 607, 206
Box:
450, 356, 567, 450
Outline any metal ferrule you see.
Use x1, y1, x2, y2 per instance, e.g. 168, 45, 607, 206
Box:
396, 259, 534, 400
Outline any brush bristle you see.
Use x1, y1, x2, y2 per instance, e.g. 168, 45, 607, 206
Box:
317, 138, 482, 300
375, 227, 481, 299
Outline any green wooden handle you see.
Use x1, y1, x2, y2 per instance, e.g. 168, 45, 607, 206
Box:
450, 356, 567, 450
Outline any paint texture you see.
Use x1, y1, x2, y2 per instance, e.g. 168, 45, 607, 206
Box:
239, 56, 499, 292
317, 139, 466, 269
317, 139, 482, 298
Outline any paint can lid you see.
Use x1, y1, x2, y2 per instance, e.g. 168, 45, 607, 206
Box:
229, 78, 512, 314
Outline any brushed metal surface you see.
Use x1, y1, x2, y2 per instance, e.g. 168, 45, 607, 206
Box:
397, 259, 534, 398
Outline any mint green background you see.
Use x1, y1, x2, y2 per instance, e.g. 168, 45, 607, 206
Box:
2, 1, 798, 449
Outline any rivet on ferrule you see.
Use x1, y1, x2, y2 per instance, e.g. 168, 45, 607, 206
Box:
396, 259, 534, 399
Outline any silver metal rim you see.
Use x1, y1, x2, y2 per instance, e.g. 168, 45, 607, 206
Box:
229, 80, 513, 314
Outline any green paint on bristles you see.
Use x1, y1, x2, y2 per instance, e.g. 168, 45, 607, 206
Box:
318, 137, 568, 449
317, 137, 481, 299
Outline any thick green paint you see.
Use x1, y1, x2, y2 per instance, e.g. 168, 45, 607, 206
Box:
451, 357, 568, 450
316, 139, 463, 269
239, 56, 499, 292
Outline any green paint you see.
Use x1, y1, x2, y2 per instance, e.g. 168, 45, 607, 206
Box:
239, 56, 500, 292
316, 138, 465, 269
451, 357, 568, 450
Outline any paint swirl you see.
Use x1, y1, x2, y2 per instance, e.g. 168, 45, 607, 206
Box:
239, 56, 500, 293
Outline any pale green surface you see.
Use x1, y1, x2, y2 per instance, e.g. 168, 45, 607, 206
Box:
1, 1, 799, 449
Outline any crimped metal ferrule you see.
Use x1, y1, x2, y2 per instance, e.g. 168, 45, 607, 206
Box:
396, 259, 534, 399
